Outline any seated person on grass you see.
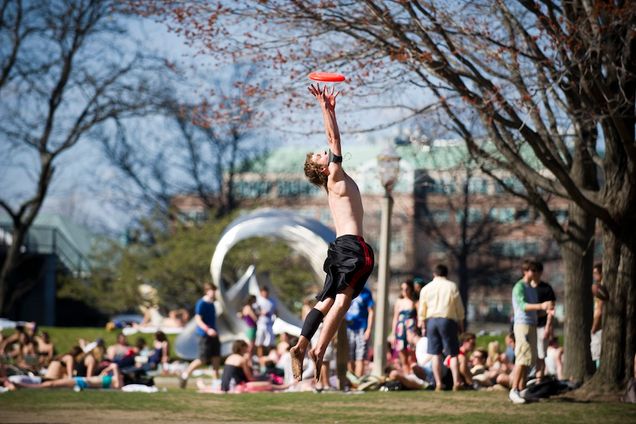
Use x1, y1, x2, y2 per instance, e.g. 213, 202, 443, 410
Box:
198, 340, 288, 393
106, 333, 130, 362
13, 363, 123, 390
385, 364, 429, 390
35, 331, 56, 368
44, 345, 99, 380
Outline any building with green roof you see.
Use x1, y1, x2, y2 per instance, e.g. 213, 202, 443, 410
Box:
173, 136, 570, 323
256, 137, 567, 317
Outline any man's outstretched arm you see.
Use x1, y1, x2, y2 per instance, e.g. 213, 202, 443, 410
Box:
308, 84, 342, 156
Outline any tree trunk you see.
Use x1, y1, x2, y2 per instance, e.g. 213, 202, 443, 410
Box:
587, 226, 635, 391
623, 236, 636, 384
457, 253, 469, 330
0, 224, 28, 316
559, 122, 599, 384
561, 202, 596, 382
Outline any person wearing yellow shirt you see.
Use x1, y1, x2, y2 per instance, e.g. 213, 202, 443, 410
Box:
417, 264, 465, 391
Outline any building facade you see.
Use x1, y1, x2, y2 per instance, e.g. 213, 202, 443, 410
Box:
174, 139, 574, 323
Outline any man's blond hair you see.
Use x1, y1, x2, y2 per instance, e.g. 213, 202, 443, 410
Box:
304, 152, 328, 190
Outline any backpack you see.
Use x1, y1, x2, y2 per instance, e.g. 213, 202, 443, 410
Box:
123, 369, 155, 387
382, 380, 404, 391
523, 376, 571, 401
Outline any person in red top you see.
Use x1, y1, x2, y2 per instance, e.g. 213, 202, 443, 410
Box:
457, 332, 476, 388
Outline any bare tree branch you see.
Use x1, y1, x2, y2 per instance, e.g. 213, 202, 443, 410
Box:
0, 0, 171, 314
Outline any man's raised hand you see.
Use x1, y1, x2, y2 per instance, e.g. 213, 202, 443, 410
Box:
308, 83, 340, 110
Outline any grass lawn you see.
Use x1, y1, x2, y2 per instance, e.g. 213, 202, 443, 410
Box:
1, 388, 634, 423
3, 326, 625, 423
2, 326, 181, 358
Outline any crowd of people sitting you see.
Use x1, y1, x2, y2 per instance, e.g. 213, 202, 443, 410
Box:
0, 301, 563, 396
0, 321, 168, 392
380, 329, 564, 393
373, 262, 568, 399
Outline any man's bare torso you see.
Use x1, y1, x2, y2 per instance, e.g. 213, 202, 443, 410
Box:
327, 171, 364, 237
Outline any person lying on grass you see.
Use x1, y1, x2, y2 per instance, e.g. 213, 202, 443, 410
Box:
11, 362, 123, 391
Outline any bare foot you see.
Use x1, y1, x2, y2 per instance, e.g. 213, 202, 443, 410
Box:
290, 346, 304, 381
309, 349, 323, 383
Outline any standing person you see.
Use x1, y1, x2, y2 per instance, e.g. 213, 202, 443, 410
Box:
417, 264, 465, 391
345, 285, 375, 378
179, 283, 220, 388
290, 84, 375, 382
413, 277, 424, 303
509, 260, 554, 404
239, 295, 258, 355
255, 286, 277, 361
531, 261, 556, 383
591, 262, 607, 369
412, 277, 424, 323
391, 279, 417, 374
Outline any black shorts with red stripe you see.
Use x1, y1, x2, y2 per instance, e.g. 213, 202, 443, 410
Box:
316, 234, 375, 301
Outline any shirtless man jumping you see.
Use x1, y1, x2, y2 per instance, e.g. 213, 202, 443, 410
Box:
290, 84, 375, 382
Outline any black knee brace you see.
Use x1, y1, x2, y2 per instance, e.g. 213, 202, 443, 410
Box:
300, 308, 324, 340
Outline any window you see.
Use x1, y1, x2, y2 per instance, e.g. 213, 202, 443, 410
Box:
492, 240, 540, 258
426, 178, 456, 194
431, 241, 448, 253
390, 236, 404, 254
424, 209, 450, 223
435, 210, 450, 222
456, 208, 483, 223
495, 177, 525, 194
177, 210, 207, 224
235, 181, 272, 198
468, 178, 489, 194
489, 207, 515, 223
277, 180, 314, 198
515, 209, 530, 223
554, 209, 568, 224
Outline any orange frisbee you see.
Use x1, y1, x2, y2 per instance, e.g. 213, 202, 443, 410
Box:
308, 72, 346, 82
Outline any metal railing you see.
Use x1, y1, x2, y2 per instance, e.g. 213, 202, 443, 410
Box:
0, 224, 91, 277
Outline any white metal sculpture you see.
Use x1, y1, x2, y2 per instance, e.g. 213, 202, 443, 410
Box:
175, 209, 335, 359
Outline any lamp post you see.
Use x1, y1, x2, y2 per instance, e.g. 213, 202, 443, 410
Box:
372, 146, 401, 377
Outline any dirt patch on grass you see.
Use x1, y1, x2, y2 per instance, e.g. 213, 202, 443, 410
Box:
0, 409, 246, 424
